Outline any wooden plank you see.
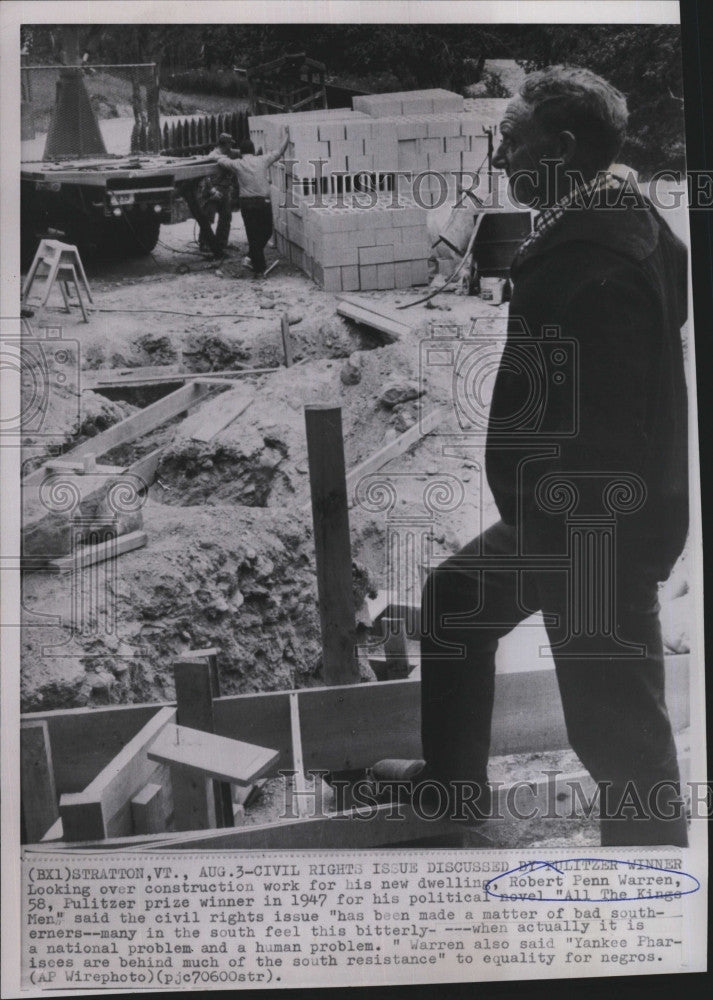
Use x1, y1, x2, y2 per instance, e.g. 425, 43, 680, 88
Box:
281, 314, 294, 367
21, 721, 59, 844
297, 655, 691, 772
22, 703, 161, 795
149, 725, 280, 786
345, 407, 445, 497
22, 653, 690, 823
296, 407, 446, 512
288, 693, 309, 818
128, 448, 163, 487
127, 802, 483, 852
45, 530, 147, 573
213, 691, 293, 771
304, 405, 359, 685
174, 659, 232, 828
179, 387, 254, 443
23, 382, 216, 488
131, 782, 168, 835
82, 367, 280, 389
337, 294, 413, 342
382, 617, 410, 680
337, 302, 407, 343
82, 364, 183, 388
58, 706, 175, 841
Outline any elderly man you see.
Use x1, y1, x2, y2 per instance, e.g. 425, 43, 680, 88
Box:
217, 129, 290, 275
381, 67, 689, 847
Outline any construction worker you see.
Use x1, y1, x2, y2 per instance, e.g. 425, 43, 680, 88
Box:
197, 132, 240, 254
216, 128, 290, 275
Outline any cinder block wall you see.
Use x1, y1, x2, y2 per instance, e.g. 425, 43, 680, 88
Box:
250, 89, 490, 291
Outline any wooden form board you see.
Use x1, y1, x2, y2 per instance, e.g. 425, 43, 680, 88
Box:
21, 721, 59, 843
337, 294, 413, 343
22, 382, 216, 489
23, 655, 691, 845
45, 530, 147, 573
59, 706, 175, 841
299, 406, 445, 513
345, 406, 444, 494
22, 702, 160, 794
34, 769, 599, 853
148, 725, 280, 786
82, 367, 280, 389
178, 386, 254, 443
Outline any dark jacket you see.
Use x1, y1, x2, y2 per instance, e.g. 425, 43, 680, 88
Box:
485, 196, 689, 574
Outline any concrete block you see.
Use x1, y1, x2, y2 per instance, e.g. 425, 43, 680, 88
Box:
348, 154, 375, 174
402, 96, 434, 116
376, 263, 395, 289
394, 261, 413, 288
399, 223, 430, 242
372, 209, 399, 229
319, 233, 359, 266
419, 137, 443, 156
341, 265, 360, 291
430, 90, 464, 113
322, 266, 344, 292
394, 240, 430, 261
318, 122, 347, 142
446, 135, 469, 154
359, 244, 394, 265
354, 229, 378, 247
359, 264, 378, 289
396, 119, 429, 140
427, 117, 461, 138
344, 121, 374, 142
375, 228, 398, 245
286, 122, 321, 144
410, 259, 430, 284
353, 94, 403, 117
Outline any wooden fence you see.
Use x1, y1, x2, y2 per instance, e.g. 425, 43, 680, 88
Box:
159, 110, 251, 157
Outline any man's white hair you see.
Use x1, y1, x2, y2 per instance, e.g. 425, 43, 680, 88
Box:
519, 66, 629, 168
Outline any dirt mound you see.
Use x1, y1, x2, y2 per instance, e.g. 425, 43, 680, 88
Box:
21, 502, 375, 712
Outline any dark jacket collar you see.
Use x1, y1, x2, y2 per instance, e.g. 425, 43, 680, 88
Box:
511, 194, 664, 277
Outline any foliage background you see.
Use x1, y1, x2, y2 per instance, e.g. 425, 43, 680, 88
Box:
21, 23, 685, 175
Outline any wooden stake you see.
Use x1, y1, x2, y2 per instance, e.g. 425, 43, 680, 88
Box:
281, 313, 293, 367
383, 617, 410, 680
304, 405, 359, 685
173, 659, 232, 829
21, 721, 59, 843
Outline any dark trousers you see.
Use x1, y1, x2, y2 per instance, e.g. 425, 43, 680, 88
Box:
421, 519, 687, 845
240, 197, 273, 273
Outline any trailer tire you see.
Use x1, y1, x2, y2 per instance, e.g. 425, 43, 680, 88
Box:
102, 212, 162, 258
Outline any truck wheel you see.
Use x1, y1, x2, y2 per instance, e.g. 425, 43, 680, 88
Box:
87, 213, 162, 259
118, 212, 161, 257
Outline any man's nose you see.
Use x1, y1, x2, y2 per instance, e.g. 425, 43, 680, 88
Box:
492, 143, 507, 171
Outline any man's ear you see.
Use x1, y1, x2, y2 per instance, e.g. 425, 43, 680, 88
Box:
557, 130, 577, 165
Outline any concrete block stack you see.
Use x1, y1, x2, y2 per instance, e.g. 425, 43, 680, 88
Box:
251, 89, 491, 289
273, 193, 431, 292
353, 88, 464, 117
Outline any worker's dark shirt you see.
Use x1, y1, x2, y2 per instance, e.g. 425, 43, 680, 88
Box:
485, 192, 689, 575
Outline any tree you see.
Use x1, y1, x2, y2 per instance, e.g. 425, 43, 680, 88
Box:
518, 25, 685, 176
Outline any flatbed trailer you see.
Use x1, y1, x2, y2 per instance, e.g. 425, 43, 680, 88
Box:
21, 152, 220, 265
